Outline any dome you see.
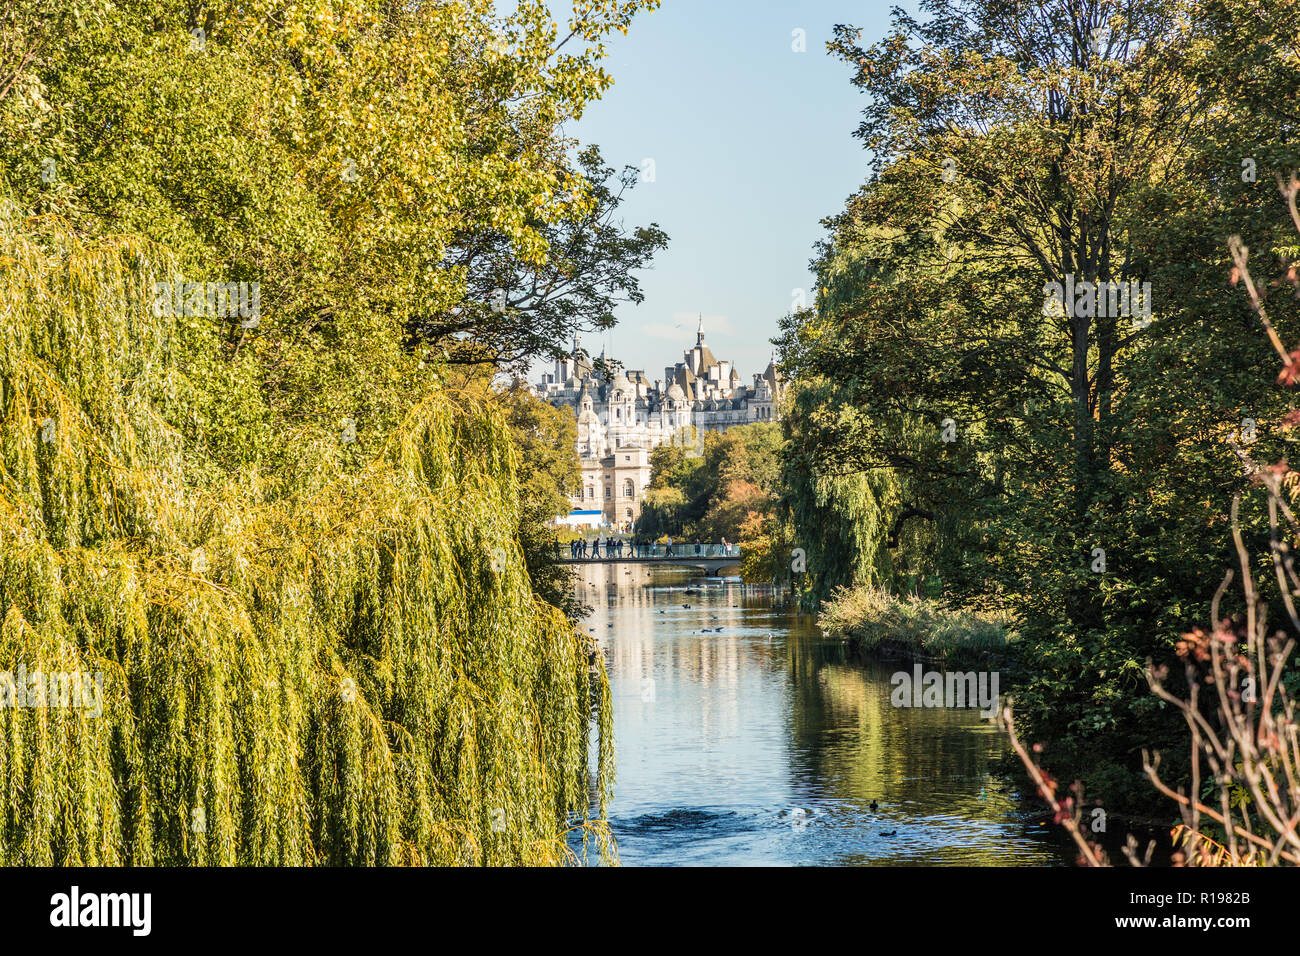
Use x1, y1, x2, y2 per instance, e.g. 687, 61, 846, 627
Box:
665, 383, 686, 402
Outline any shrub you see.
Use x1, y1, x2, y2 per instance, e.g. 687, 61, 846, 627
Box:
819, 584, 1009, 666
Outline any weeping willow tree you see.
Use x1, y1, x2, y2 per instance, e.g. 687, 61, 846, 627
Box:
779, 362, 961, 607
0, 208, 613, 866
781, 448, 901, 607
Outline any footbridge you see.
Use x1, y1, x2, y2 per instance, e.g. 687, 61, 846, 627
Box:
557, 543, 743, 575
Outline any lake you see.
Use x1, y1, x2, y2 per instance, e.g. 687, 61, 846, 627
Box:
576, 562, 1070, 866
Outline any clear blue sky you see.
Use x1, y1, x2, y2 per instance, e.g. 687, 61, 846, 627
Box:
531, 1, 903, 382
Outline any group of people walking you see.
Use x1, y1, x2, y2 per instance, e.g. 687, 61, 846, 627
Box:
563, 537, 735, 559
569, 537, 628, 559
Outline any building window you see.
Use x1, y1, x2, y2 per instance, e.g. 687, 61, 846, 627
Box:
605, 487, 611, 498
624, 479, 634, 497
586, 487, 593, 499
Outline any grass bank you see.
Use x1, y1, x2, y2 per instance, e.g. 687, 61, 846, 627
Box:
818, 585, 1015, 669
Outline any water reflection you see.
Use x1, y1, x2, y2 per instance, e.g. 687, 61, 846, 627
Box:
579, 563, 1070, 866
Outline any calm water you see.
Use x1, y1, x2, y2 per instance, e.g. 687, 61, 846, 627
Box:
577, 563, 1070, 866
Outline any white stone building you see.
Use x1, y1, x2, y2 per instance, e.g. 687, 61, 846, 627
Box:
534, 320, 783, 529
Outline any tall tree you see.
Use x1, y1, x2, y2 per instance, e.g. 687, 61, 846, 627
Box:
829, 0, 1208, 628
409, 145, 669, 371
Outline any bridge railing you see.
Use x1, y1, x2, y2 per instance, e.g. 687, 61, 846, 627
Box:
556, 542, 742, 560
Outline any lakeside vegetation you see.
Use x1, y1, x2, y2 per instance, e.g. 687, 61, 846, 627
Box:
819, 586, 1010, 669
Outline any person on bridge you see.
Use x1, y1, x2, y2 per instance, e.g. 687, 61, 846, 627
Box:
591, 538, 602, 559
694, 539, 701, 556
666, 536, 674, 556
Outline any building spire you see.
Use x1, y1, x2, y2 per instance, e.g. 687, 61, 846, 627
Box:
696, 312, 705, 345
